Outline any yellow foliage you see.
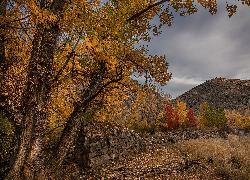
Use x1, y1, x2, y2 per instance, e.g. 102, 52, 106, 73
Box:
199, 101, 208, 113
225, 109, 250, 131
173, 97, 187, 126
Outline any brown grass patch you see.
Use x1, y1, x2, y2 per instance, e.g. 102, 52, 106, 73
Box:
169, 134, 250, 179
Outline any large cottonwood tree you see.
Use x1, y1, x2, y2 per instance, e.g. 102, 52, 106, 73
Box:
0, 0, 248, 179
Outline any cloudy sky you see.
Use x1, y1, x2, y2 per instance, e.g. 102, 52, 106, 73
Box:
131, 0, 250, 99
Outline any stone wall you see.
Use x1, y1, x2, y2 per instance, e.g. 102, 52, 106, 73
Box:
72, 120, 146, 168
145, 130, 228, 145
171, 78, 250, 116
70, 120, 231, 169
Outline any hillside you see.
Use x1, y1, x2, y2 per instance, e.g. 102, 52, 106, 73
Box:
171, 78, 250, 116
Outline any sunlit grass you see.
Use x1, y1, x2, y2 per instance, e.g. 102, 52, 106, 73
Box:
170, 134, 250, 179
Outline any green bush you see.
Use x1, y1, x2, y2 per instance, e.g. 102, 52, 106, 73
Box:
199, 102, 228, 130
0, 112, 13, 160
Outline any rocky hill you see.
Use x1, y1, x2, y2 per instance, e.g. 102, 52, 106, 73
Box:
171, 78, 250, 116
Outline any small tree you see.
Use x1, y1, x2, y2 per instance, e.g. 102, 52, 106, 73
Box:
185, 108, 198, 128
198, 102, 228, 130
166, 103, 179, 130
225, 109, 250, 132
174, 97, 187, 127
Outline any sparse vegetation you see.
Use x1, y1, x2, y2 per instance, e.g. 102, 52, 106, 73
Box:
170, 134, 250, 179
225, 109, 250, 132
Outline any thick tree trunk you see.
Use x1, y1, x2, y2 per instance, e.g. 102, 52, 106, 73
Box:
4, 1, 66, 179
3, 1, 109, 179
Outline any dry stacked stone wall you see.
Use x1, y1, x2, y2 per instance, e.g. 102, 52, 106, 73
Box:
72, 120, 146, 168
69, 120, 230, 169
145, 130, 228, 146
171, 78, 250, 116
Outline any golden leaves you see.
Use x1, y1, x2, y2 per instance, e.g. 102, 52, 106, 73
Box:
4, 0, 249, 142
159, 8, 173, 27
26, 0, 58, 27
197, 0, 217, 15
226, 4, 237, 18
241, 0, 250, 6
225, 109, 250, 131
174, 97, 187, 125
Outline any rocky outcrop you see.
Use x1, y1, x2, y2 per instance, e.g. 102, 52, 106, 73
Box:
171, 78, 250, 116
72, 120, 146, 168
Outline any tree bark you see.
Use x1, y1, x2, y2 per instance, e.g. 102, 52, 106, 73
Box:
4, 0, 66, 179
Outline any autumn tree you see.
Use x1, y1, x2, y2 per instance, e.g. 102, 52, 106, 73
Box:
165, 103, 179, 130
123, 85, 169, 133
173, 97, 187, 127
0, 0, 249, 179
185, 108, 198, 128
225, 109, 250, 132
198, 102, 228, 130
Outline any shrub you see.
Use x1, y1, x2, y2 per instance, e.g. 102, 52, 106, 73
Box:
174, 97, 187, 127
185, 108, 198, 128
198, 102, 228, 130
225, 109, 250, 132
165, 103, 179, 130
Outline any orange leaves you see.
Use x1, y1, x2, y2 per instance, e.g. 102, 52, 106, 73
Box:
26, 0, 58, 27
90, 0, 102, 8
241, 0, 250, 6
159, 9, 173, 27
167, 0, 198, 16
174, 97, 187, 125
226, 4, 237, 18
84, 37, 93, 50
3, 0, 247, 142
197, 0, 217, 15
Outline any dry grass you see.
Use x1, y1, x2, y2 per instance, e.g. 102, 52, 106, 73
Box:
169, 134, 250, 180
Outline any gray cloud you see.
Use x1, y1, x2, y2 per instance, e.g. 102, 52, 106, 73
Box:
102, 0, 250, 98
135, 0, 250, 98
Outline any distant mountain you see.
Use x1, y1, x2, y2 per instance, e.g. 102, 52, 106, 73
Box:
171, 78, 250, 116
